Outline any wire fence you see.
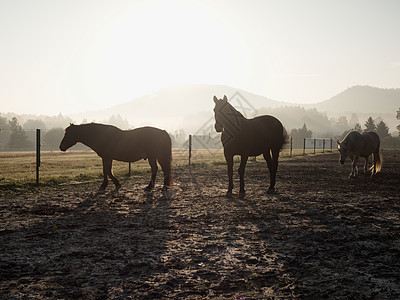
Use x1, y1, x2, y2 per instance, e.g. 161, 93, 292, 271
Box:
0, 129, 333, 187
1, 129, 398, 188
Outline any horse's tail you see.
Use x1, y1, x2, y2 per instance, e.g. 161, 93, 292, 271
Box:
279, 126, 289, 151
167, 141, 173, 186
164, 132, 173, 186
371, 133, 382, 174
372, 150, 383, 173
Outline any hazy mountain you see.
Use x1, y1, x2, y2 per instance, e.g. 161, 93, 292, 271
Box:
70, 84, 283, 131
69, 84, 399, 134
312, 85, 400, 115
310, 86, 400, 134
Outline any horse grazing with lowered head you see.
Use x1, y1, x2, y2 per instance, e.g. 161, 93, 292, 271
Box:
213, 95, 288, 197
337, 130, 382, 178
60, 123, 172, 192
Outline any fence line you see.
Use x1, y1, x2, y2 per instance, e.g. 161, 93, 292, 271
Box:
187, 135, 334, 162
2, 129, 399, 187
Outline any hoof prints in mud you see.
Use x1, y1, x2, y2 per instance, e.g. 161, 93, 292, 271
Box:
1, 151, 400, 298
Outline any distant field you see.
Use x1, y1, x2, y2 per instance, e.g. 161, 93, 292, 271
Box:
0, 148, 330, 191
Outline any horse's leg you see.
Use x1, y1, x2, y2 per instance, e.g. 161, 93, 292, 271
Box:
349, 154, 358, 178
224, 151, 234, 197
158, 157, 172, 188
101, 158, 121, 190
371, 152, 377, 176
238, 155, 248, 198
268, 147, 280, 194
263, 150, 275, 194
363, 156, 369, 175
99, 158, 109, 191
145, 157, 158, 191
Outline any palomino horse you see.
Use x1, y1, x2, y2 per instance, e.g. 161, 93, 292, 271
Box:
60, 123, 172, 191
337, 130, 382, 178
213, 95, 288, 197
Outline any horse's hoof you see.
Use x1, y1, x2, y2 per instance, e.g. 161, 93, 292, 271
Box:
97, 188, 106, 194
112, 187, 121, 194
162, 186, 172, 199
267, 187, 275, 194
226, 191, 233, 198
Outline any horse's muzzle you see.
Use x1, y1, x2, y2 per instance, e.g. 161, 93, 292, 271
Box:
215, 123, 223, 133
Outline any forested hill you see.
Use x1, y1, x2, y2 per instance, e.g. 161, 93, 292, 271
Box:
313, 86, 400, 114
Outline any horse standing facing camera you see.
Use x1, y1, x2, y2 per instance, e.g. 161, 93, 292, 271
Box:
213, 95, 288, 197
337, 130, 382, 178
60, 123, 172, 192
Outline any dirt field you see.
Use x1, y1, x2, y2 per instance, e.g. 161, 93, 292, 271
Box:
1, 151, 399, 299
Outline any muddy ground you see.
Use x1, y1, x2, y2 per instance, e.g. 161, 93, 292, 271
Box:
1, 151, 400, 299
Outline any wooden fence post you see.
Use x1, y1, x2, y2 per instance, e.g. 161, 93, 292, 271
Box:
290, 136, 293, 157
36, 129, 40, 186
188, 135, 192, 167
303, 138, 306, 155
313, 138, 316, 154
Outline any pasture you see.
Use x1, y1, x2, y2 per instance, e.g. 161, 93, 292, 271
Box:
1, 150, 399, 298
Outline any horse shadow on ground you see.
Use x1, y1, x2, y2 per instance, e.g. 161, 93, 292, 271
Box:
0, 186, 174, 299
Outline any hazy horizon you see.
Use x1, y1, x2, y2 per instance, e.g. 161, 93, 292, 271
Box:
1, 0, 400, 116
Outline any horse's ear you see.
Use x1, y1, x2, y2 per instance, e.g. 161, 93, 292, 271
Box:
213, 96, 218, 103
336, 140, 340, 145
223, 95, 228, 102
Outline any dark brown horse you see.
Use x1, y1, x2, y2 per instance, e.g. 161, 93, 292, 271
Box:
60, 123, 172, 191
213, 95, 287, 197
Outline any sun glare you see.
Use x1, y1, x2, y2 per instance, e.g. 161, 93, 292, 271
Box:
79, 0, 242, 104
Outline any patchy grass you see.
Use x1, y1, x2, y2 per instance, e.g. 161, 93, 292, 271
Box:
0, 148, 332, 194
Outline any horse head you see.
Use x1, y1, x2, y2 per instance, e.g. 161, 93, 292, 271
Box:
213, 95, 229, 132
59, 124, 78, 151
337, 139, 349, 164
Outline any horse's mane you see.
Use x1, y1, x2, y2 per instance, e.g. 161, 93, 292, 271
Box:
226, 102, 245, 119
78, 123, 122, 132
341, 130, 360, 143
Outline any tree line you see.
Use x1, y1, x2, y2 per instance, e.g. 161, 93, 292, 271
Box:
1, 108, 399, 151
0, 114, 131, 151
0, 117, 62, 151
290, 107, 400, 149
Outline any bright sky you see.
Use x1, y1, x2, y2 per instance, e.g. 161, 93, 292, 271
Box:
1, 0, 399, 115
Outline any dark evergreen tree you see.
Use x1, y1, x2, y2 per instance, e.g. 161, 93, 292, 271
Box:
376, 121, 390, 139
364, 117, 376, 132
